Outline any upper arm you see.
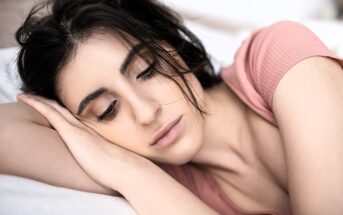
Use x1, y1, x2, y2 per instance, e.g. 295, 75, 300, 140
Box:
271, 56, 343, 214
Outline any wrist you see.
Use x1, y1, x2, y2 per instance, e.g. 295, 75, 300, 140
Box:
112, 155, 158, 192
115, 158, 161, 193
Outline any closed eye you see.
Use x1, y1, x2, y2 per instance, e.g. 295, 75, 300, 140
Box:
97, 100, 118, 122
136, 61, 157, 80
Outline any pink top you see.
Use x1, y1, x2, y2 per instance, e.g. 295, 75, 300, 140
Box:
160, 21, 343, 215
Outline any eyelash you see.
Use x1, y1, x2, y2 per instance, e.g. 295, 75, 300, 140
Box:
97, 100, 117, 122
96, 64, 156, 122
136, 62, 156, 80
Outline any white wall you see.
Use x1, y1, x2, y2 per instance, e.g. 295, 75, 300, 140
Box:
160, 0, 336, 26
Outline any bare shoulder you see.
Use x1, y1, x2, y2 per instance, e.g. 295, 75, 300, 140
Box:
272, 56, 343, 111
0, 101, 49, 126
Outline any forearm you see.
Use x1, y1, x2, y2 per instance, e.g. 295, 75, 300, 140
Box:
0, 102, 119, 196
117, 161, 219, 215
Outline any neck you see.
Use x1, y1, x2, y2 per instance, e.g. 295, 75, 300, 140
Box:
190, 82, 251, 171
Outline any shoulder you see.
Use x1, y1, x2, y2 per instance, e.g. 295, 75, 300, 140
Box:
220, 20, 341, 126
272, 55, 343, 114
235, 20, 337, 108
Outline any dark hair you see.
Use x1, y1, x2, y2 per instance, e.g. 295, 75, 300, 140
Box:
15, 0, 222, 116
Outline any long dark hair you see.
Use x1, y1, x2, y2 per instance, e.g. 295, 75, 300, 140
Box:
15, 0, 222, 117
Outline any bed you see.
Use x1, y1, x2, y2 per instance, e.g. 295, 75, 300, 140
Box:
1, 0, 342, 214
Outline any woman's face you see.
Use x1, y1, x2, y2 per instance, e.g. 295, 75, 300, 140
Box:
58, 33, 207, 165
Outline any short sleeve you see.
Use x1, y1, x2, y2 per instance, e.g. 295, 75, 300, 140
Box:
246, 21, 343, 109
220, 21, 343, 125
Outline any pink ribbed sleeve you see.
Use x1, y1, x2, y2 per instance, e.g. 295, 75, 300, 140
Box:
220, 21, 343, 126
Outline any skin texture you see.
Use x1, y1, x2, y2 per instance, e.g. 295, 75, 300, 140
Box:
57, 33, 207, 165
56, 32, 254, 171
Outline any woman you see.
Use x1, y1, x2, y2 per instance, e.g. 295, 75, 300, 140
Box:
0, 0, 343, 214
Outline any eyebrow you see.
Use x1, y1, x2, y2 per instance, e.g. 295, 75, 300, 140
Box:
77, 43, 145, 115
120, 42, 145, 74
77, 87, 109, 115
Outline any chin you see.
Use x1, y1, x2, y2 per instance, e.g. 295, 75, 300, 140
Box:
162, 138, 202, 165
157, 157, 191, 166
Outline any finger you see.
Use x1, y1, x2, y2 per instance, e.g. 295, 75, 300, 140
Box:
22, 95, 103, 129
19, 94, 81, 125
17, 94, 73, 132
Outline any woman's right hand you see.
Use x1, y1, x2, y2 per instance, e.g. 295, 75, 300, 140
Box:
16, 93, 153, 193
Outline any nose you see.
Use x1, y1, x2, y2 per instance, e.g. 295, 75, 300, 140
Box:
127, 90, 161, 125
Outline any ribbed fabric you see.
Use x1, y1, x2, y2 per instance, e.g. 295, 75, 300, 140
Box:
160, 21, 343, 215
221, 21, 343, 126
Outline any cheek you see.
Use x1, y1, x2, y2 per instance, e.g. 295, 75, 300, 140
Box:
187, 74, 205, 102
177, 74, 206, 114
86, 121, 146, 152
154, 73, 205, 105
82, 121, 122, 144
109, 124, 140, 147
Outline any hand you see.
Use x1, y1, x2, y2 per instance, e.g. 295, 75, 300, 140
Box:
16, 93, 152, 192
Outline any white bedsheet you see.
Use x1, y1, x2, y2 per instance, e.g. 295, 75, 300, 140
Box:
0, 174, 136, 215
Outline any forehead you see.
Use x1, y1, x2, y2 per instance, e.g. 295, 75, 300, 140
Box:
58, 33, 131, 113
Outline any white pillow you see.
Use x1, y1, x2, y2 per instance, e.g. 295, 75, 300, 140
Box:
0, 47, 22, 103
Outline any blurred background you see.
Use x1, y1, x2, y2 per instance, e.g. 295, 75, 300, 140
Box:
0, 0, 342, 102
0, 0, 342, 48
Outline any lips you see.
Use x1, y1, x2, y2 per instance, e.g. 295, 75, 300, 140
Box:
151, 115, 183, 146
